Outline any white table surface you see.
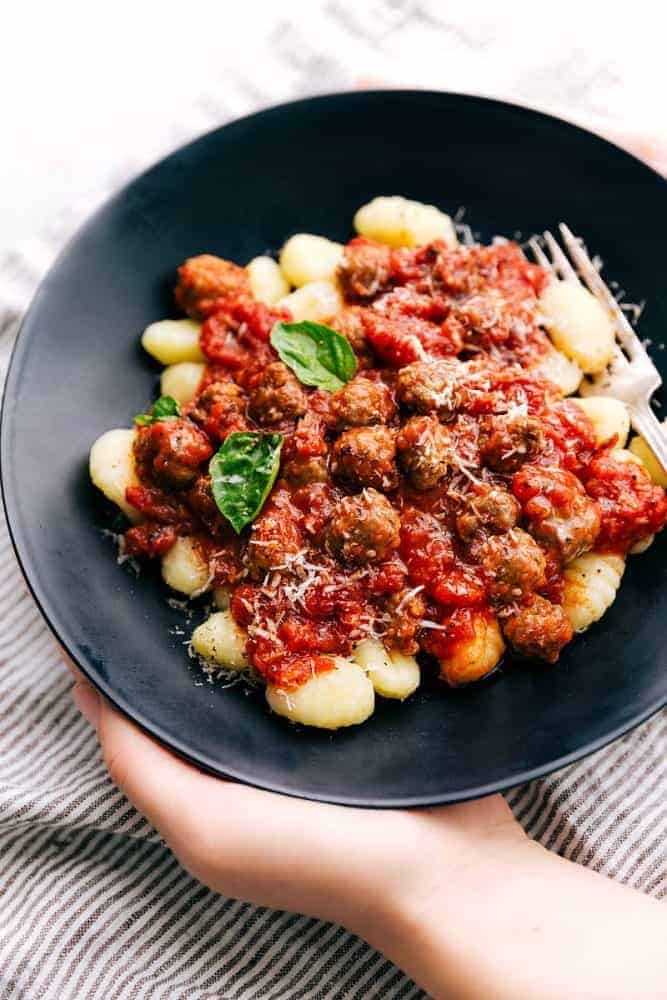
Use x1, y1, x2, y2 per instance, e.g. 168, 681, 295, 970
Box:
2, 0, 665, 256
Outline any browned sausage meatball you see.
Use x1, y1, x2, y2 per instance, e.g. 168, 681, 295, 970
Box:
330, 377, 396, 429
331, 426, 398, 491
455, 484, 521, 541
514, 466, 601, 563
186, 475, 230, 537
282, 454, 330, 487
396, 415, 451, 490
479, 412, 545, 472
383, 587, 426, 655
502, 596, 573, 664
134, 419, 213, 491
323, 489, 400, 564
189, 380, 248, 441
245, 489, 303, 578
174, 255, 251, 319
474, 527, 546, 604
396, 359, 461, 416
337, 239, 393, 300
332, 308, 376, 368
247, 362, 308, 425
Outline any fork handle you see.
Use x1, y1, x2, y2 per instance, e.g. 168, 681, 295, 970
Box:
628, 402, 667, 474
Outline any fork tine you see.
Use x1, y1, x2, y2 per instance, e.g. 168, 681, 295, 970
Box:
527, 237, 551, 270
542, 230, 579, 282
558, 223, 649, 363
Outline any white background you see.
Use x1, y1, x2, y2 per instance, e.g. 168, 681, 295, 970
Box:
2, 1, 664, 254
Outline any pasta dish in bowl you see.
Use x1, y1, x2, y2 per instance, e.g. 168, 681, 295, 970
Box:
89, 194, 667, 730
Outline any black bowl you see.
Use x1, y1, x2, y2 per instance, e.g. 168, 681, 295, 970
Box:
2, 91, 666, 806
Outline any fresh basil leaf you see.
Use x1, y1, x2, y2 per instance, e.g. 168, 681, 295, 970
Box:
135, 395, 180, 426
270, 320, 357, 393
210, 432, 283, 534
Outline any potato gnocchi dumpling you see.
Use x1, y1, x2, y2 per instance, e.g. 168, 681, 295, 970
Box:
246, 255, 290, 305
279, 234, 344, 287
571, 396, 630, 448
89, 428, 141, 523
266, 658, 375, 729
354, 196, 458, 249
161, 537, 211, 596
629, 422, 667, 488
562, 553, 625, 632
277, 280, 343, 322
538, 280, 615, 375
352, 638, 420, 700
191, 610, 250, 671
533, 346, 582, 396
142, 319, 205, 365
438, 614, 505, 687
160, 362, 206, 405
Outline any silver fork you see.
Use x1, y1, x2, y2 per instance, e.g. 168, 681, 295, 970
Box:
528, 224, 667, 471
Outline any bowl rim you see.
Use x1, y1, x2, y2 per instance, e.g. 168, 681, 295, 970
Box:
2, 88, 666, 807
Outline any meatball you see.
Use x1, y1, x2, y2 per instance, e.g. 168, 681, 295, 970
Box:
383, 587, 426, 655
330, 377, 396, 429
396, 359, 460, 416
134, 419, 213, 491
396, 415, 451, 490
479, 412, 545, 473
332, 308, 376, 368
245, 490, 303, 579
331, 426, 398, 491
189, 380, 248, 441
186, 475, 230, 538
247, 362, 308, 425
337, 239, 393, 300
514, 466, 601, 562
455, 484, 520, 541
474, 528, 547, 605
282, 454, 329, 487
323, 489, 400, 564
502, 596, 573, 664
174, 255, 251, 320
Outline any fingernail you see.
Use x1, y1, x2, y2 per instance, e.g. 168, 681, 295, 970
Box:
72, 682, 101, 731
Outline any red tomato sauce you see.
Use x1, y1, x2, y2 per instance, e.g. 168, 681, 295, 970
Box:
122, 240, 667, 688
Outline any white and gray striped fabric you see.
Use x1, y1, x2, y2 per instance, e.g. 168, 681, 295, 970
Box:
1, 17, 666, 995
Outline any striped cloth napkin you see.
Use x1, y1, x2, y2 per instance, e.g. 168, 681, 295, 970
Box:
0, 74, 665, 1000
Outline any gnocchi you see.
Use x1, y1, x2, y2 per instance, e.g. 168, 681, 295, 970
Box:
279, 234, 344, 287
533, 346, 582, 396
89, 429, 141, 523
438, 614, 505, 687
538, 280, 615, 375
571, 396, 630, 448
562, 553, 625, 632
160, 362, 206, 405
142, 319, 205, 365
354, 196, 458, 249
277, 280, 343, 322
161, 537, 211, 597
191, 610, 249, 670
629, 422, 667, 488
266, 658, 375, 729
352, 638, 420, 700
247, 255, 290, 305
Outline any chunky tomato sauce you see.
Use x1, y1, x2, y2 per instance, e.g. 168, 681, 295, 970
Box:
122, 240, 667, 687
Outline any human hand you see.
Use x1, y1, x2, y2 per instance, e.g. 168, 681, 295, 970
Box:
70, 672, 667, 1000
70, 673, 524, 933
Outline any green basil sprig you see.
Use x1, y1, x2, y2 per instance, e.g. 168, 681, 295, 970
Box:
135, 395, 180, 426
210, 432, 283, 534
270, 320, 356, 393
